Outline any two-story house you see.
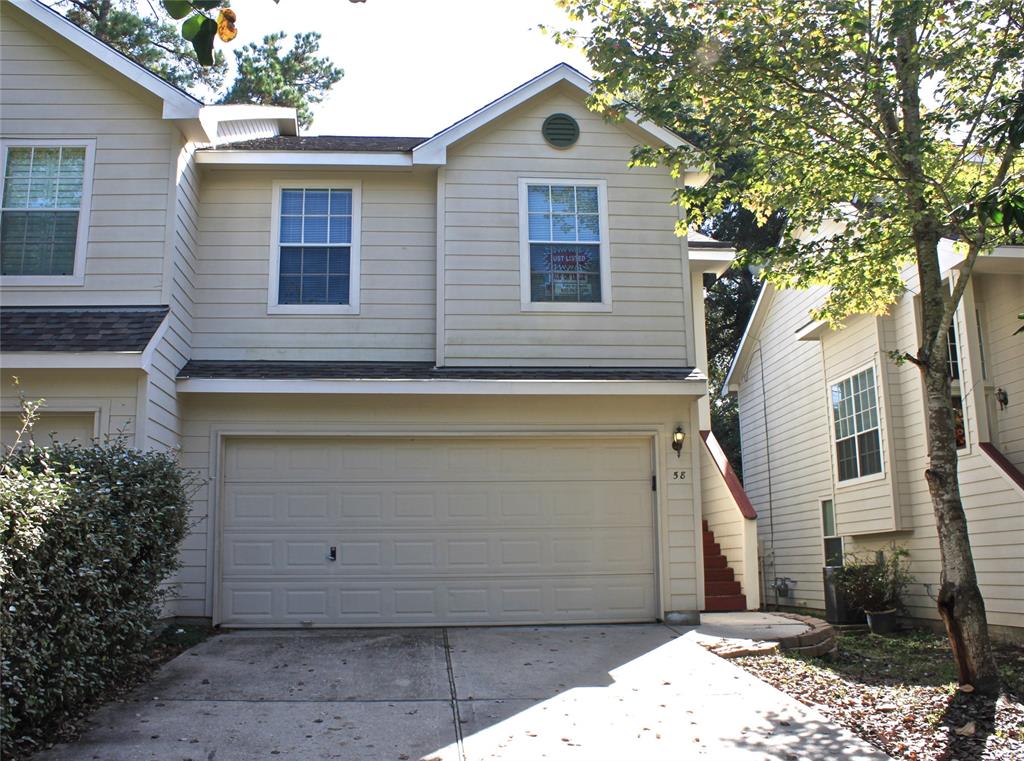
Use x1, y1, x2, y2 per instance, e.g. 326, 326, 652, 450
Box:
726, 242, 1024, 639
0, 0, 759, 628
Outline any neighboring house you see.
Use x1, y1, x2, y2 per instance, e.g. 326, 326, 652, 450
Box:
0, 0, 758, 627
725, 242, 1024, 639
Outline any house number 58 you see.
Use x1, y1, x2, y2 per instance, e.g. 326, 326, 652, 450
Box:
672, 471, 687, 480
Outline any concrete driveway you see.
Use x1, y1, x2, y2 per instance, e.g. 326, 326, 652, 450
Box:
37, 624, 888, 761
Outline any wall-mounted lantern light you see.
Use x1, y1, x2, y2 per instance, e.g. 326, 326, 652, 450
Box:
996, 388, 1009, 410
672, 427, 686, 458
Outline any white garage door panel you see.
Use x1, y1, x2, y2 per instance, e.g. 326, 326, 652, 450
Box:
221, 576, 656, 625
220, 437, 656, 626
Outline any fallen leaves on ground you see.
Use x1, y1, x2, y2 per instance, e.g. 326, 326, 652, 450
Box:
733, 631, 1023, 761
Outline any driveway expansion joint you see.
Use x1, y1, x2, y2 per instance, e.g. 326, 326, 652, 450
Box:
441, 627, 466, 761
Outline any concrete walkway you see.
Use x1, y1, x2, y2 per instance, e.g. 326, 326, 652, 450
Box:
36, 624, 888, 761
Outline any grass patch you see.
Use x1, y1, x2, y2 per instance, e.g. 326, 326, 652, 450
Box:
151, 623, 217, 665
811, 629, 1024, 694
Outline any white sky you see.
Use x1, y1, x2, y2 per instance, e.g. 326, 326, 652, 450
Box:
222, 0, 592, 136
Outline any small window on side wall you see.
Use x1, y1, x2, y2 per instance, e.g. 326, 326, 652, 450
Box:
822, 499, 843, 567
268, 182, 360, 314
518, 178, 610, 311
0, 141, 94, 284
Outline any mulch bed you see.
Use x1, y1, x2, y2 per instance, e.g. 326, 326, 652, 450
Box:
733, 630, 1024, 760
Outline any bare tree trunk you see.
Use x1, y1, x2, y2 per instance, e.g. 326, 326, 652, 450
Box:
915, 227, 1000, 695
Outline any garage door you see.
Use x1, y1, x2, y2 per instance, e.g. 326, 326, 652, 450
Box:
219, 436, 657, 626
1, 412, 95, 450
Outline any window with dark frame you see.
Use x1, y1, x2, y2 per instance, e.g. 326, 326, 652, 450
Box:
277, 188, 352, 305
831, 367, 883, 481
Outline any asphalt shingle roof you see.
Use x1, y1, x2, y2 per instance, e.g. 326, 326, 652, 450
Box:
205, 136, 428, 152
0, 306, 169, 352
177, 360, 703, 382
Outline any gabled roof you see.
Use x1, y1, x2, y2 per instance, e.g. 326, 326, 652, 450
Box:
412, 63, 699, 170
8, 0, 202, 120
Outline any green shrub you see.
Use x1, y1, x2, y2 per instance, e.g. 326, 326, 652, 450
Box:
832, 547, 914, 613
1, 436, 192, 757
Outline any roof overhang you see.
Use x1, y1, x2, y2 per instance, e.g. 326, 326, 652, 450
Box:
176, 377, 709, 396
0, 351, 144, 369
9, 0, 202, 122
722, 283, 775, 395
198, 105, 299, 145
689, 247, 736, 277
950, 244, 1024, 275
195, 151, 413, 168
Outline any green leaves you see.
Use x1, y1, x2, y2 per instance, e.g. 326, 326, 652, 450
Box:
161, 1, 192, 20
181, 13, 218, 65
2, 437, 194, 755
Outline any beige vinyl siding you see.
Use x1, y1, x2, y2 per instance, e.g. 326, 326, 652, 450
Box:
1, 370, 138, 444
137, 138, 200, 452
191, 170, 436, 361
442, 86, 690, 367
0, 11, 173, 304
178, 394, 699, 620
976, 272, 1024, 469
736, 287, 834, 610
739, 270, 1024, 633
820, 314, 899, 534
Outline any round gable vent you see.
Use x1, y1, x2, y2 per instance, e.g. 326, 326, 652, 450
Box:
542, 113, 580, 148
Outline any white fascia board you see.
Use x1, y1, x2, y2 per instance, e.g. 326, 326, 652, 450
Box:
10, 0, 201, 120
177, 378, 709, 397
1, 352, 143, 369
794, 318, 828, 341
689, 248, 736, 276
412, 62, 702, 171
722, 282, 775, 395
195, 151, 412, 168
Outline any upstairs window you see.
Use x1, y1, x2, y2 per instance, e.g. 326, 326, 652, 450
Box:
518, 178, 610, 311
269, 182, 360, 314
0, 142, 94, 282
830, 366, 883, 482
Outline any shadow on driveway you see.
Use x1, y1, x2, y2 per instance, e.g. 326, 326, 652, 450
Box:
35, 624, 888, 761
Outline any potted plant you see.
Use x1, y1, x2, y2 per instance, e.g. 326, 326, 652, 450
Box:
831, 548, 914, 634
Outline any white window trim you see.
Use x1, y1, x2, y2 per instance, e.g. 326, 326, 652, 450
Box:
828, 361, 886, 486
267, 179, 361, 315
0, 138, 95, 286
517, 177, 612, 312
820, 497, 844, 566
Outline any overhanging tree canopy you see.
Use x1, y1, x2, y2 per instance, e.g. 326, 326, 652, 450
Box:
555, 0, 1022, 693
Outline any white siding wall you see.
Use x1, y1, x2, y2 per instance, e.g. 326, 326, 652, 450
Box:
177, 394, 700, 619
441, 87, 690, 367
0, 11, 174, 305
192, 170, 436, 361
736, 287, 834, 610
976, 272, 1024, 469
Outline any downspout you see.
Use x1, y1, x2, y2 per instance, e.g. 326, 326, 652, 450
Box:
757, 341, 776, 607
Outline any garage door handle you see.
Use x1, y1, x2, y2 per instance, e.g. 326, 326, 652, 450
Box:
328, 546, 337, 562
